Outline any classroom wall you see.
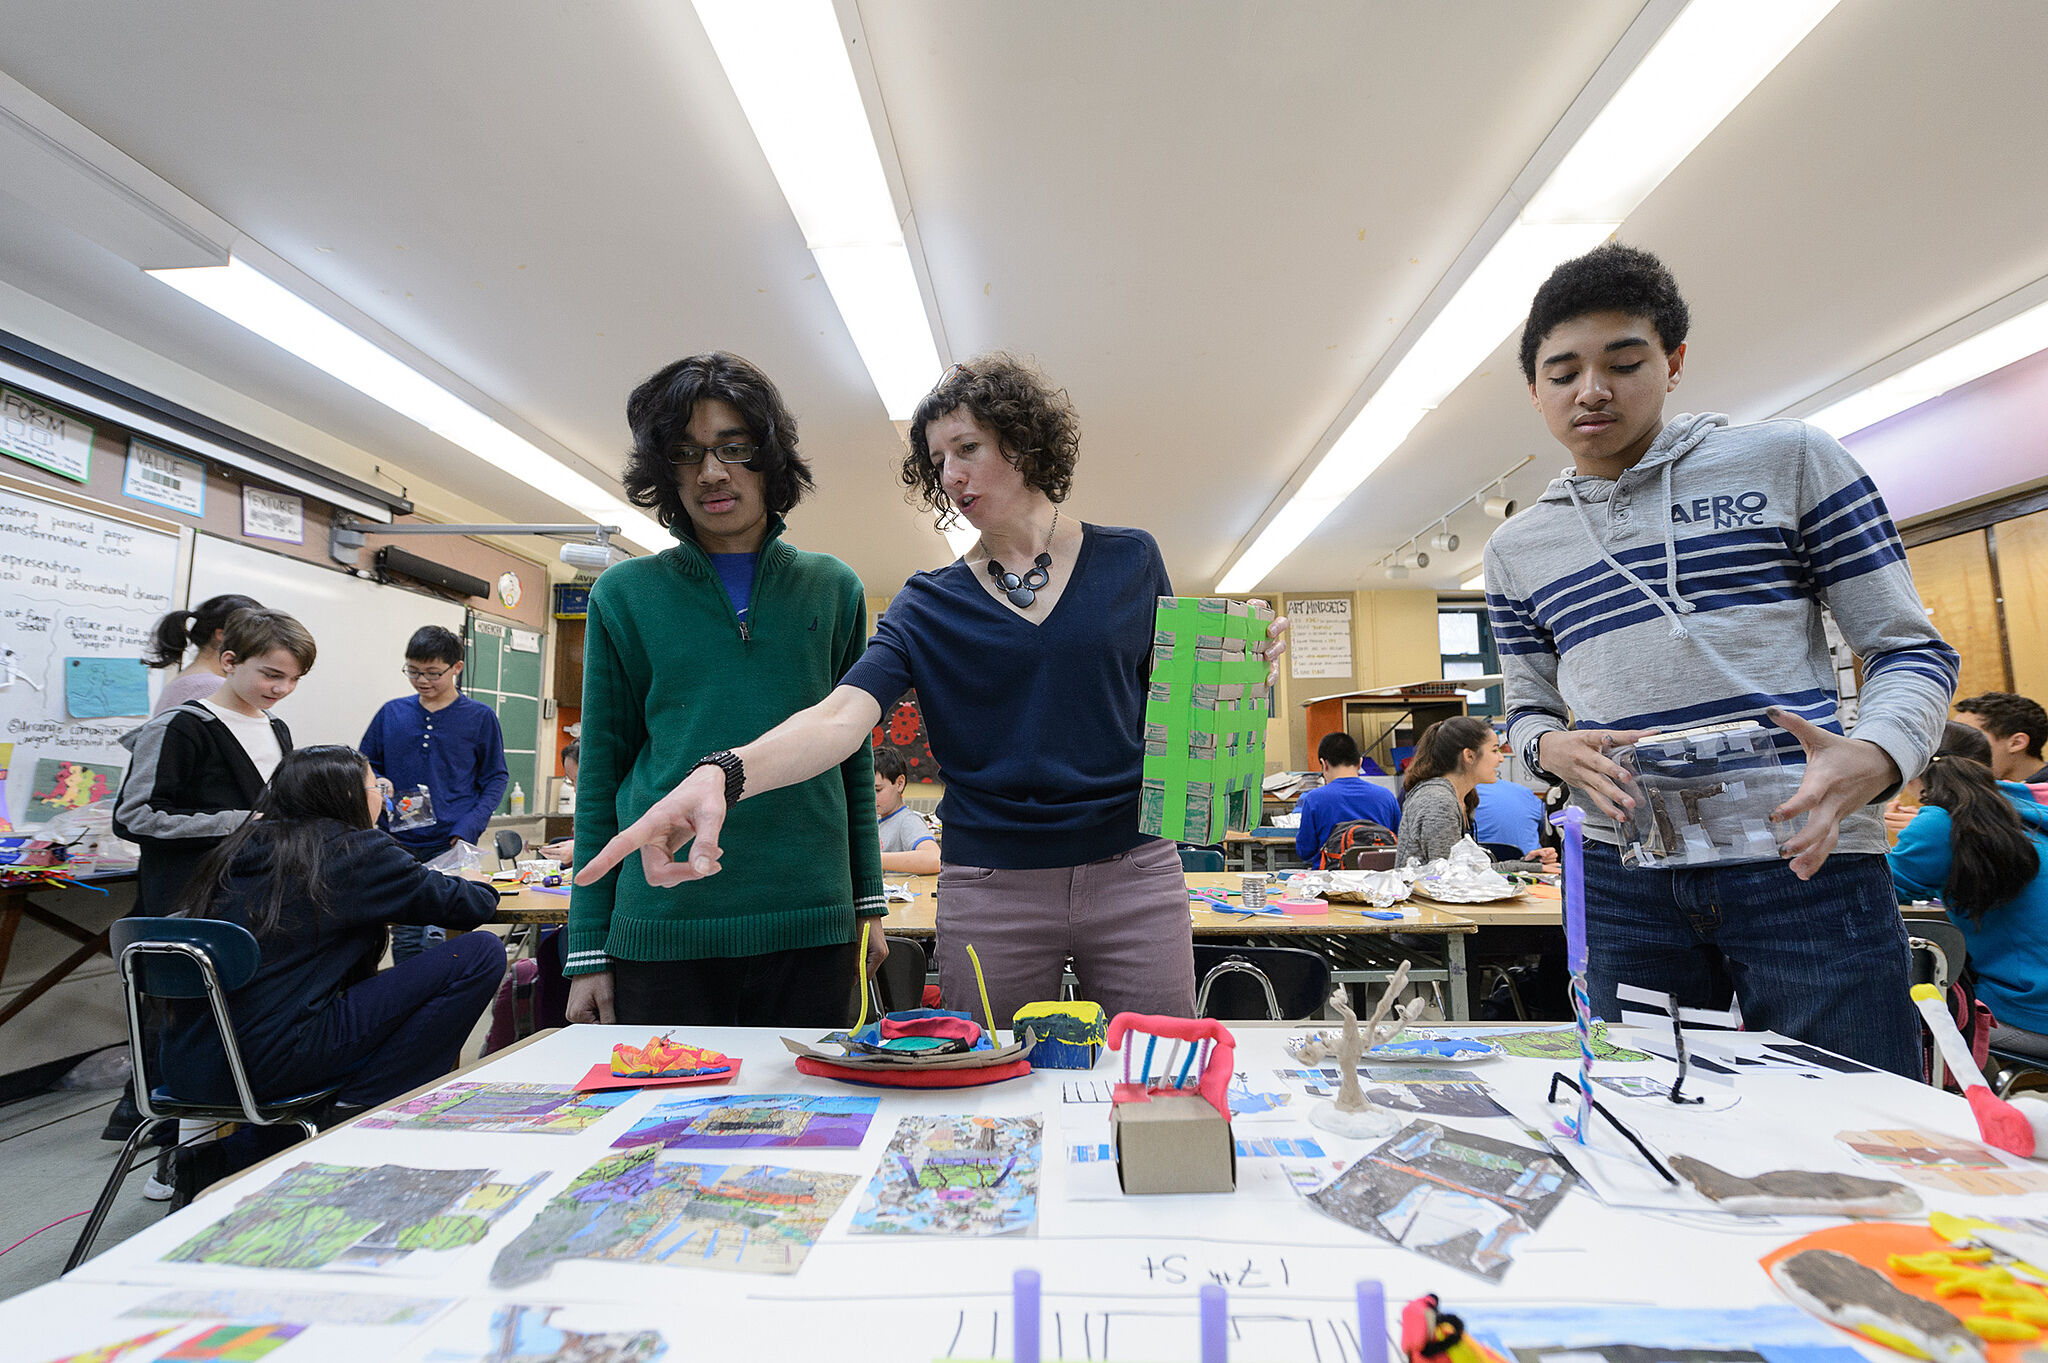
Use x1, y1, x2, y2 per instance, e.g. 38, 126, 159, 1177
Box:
1270, 588, 1445, 771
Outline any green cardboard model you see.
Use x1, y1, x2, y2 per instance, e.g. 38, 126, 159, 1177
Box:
1141, 597, 1272, 842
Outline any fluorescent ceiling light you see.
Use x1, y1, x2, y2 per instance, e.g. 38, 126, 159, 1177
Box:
151, 256, 667, 549
1807, 297, 2048, 438
694, 0, 941, 421
1461, 572, 1487, 592
1217, 0, 1839, 593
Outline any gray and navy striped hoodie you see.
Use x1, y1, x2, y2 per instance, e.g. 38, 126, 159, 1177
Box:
1482, 412, 1958, 855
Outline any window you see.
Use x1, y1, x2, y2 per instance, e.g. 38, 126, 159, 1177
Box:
1438, 604, 1500, 717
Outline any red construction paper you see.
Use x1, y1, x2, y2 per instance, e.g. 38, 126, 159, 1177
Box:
572, 1059, 742, 1093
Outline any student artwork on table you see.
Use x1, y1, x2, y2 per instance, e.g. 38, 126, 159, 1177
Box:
1838, 1128, 2048, 1196
1307, 1120, 1576, 1282
610, 1093, 877, 1150
35, 1330, 178, 1363
63, 657, 150, 719
1460, 1303, 1870, 1361
158, 1324, 305, 1361
1362, 1075, 1511, 1121
1593, 1073, 1741, 1113
1481, 1023, 1652, 1063
162, 1162, 545, 1275
26, 758, 121, 822
491, 1146, 856, 1283
851, 1115, 1042, 1237
1070, 1132, 1326, 1162
356, 1084, 630, 1136
124, 1288, 451, 1327
412, 1303, 666, 1363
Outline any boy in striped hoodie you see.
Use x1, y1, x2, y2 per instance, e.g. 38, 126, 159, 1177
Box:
1483, 243, 1957, 1076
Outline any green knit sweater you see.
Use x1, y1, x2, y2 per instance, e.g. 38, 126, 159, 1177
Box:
564, 517, 884, 975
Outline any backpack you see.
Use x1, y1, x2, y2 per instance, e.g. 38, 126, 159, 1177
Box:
1317, 819, 1397, 870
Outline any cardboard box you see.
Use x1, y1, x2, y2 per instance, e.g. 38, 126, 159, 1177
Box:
1139, 597, 1272, 843
1111, 1091, 1237, 1194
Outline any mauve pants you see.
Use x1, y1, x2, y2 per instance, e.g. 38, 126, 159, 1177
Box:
932, 837, 1197, 1026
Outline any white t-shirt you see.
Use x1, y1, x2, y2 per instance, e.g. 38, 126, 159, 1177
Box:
200, 698, 282, 781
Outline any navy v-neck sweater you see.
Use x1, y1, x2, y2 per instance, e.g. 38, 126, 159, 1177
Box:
842, 523, 1174, 870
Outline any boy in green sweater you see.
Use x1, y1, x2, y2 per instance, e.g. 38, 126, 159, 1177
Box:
565, 352, 886, 1027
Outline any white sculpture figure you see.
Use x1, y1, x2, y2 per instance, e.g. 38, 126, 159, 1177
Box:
1308, 960, 1423, 1138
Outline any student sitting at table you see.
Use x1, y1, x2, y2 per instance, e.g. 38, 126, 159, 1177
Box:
1294, 732, 1400, 865
542, 740, 579, 866
873, 746, 940, 875
1397, 717, 1559, 874
1474, 769, 1551, 856
1888, 721, 2048, 1057
166, 744, 505, 1123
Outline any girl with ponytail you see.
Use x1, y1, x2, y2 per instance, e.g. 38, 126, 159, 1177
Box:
147, 594, 262, 715
1397, 716, 1559, 874
1891, 721, 2048, 1041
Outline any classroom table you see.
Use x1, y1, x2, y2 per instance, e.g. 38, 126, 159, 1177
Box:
878, 871, 1479, 1021
1222, 828, 1302, 872
0, 867, 135, 1033
22, 1017, 2045, 1361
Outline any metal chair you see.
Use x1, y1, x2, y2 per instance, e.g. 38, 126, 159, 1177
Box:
871, 935, 930, 1015
1193, 945, 1332, 1020
68, 918, 338, 1271
1178, 847, 1226, 873
1908, 921, 1967, 1090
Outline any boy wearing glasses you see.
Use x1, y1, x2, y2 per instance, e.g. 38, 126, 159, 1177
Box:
362, 624, 509, 961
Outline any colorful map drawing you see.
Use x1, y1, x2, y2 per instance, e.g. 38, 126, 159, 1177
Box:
1364, 1080, 1509, 1121
1309, 1120, 1575, 1282
851, 1115, 1041, 1237
27, 758, 122, 822
164, 1162, 544, 1273
1838, 1128, 2048, 1196
422, 1305, 665, 1363
1072, 1134, 1325, 1162
125, 1288, 449, 1326
1482, 1023, 1650, 1063
36, 1330, 176, 1363
160, 1324, 305, 1361
491, 1146, 856, 1284
1227, 1084, 1292, 1115
64, 657, 150, 719
611, 1093, 877, 1150
357, 1084, 630, 1136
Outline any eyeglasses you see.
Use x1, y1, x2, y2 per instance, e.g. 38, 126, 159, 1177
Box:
670, 441, 759, 467
403, 666, 453, 681
929, 363, 971, 396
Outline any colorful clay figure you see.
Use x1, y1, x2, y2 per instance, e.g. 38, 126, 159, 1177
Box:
1012, 1001, 1107, 1069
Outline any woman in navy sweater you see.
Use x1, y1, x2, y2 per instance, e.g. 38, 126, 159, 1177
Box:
167, 745, 505, 1113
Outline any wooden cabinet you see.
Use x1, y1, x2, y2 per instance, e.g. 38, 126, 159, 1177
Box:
553, 615, 585, 709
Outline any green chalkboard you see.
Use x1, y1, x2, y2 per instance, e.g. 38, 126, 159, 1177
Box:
464, 612, 544, 817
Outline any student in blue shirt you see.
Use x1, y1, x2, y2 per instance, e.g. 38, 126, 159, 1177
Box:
1474, 774, 1550, 854
361, 625, 509, 962
1294, 732, 1402, 864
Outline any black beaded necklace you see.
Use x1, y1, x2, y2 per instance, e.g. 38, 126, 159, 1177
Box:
984, 508, 1060, 608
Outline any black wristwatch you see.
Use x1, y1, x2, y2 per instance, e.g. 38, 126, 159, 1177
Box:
691, 750, 746, 806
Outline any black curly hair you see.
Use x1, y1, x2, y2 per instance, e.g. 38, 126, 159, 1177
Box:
901, 354, 1079, 526
622, 352, 816, 533
1519, 242, 1690, 383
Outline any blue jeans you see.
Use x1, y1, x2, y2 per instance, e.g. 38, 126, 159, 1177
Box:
1581, 841, 1919, 1078
389, 922, 445, 963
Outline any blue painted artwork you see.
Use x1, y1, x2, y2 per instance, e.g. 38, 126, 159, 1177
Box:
65, 657, 150, 718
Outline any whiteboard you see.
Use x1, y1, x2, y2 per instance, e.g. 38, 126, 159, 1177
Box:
0, 483, 182, 829
187, 534, 466, 751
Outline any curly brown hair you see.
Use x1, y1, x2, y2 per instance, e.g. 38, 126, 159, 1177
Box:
900, 354, 1079, 526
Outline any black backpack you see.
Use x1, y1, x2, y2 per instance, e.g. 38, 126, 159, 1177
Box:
1316, 819, 1397, 870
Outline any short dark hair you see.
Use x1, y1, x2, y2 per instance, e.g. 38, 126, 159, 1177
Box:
221, 607, 316, 675
901, 354, 1079, 528
872, 746, 909, 784
406, 625, 463, 667
561, 740, 580, 769
1520, 242, 1691, 383
1318, 732, 1361, 768
1956, 692, 2048, 758
623, 352, 815, 533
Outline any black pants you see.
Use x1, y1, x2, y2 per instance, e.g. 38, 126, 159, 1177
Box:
259, 931, 506, 1108
612, 940, 860, 1028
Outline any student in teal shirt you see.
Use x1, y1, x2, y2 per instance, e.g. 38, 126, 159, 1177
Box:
1890, 722, 2048, 1045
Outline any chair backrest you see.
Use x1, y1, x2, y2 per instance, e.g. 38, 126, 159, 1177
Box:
1339, 846, 1399, 871
1192, 945, 1332, 1020
873, 935, 930, 1015
1178, 847, 1226, 873
1909, 919, 1968, 991
111, 917, 262, 998
495, 829, 525, 861
1480, 841, 1526, 864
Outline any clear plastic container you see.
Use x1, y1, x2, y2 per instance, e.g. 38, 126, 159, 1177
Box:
1613, 721, 1805, 868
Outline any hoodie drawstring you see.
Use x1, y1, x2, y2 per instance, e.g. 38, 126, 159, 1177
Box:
1660, 460, 1695, 618
1564, 479, 1692, 639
